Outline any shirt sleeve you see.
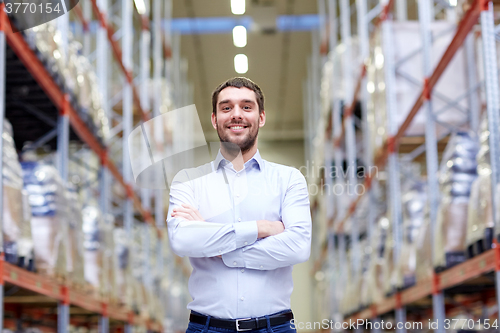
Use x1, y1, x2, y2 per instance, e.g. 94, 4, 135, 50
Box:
221, 169, 312, 270
167, 170, 259, 258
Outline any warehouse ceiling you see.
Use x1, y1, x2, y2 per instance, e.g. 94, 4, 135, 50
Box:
172, 0, 318, 143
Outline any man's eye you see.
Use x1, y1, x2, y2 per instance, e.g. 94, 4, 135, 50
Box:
222, 107, 231, 111
243, 106, 251, 110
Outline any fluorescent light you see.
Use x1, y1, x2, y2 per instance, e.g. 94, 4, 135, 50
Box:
134, 0, 146, 14
234, 54, 248, 74
231, 0, 245, 15
449, 0, 457, 6
233, 26, 247, 47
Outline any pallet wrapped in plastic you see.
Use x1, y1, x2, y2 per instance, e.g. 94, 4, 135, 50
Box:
82, 205, 102, 289
392, 179, 427, 290
434, 132, 478, 270
339, 199, 372, 315
342, 249, 363, 315
26, 23, 109, 141
163, 261, 190, 332
102, 215, 117, 301
415, 216, 433, 283
22, 161, 68, 277
82, 204, 116, 297
339, 249, 355, 315
3, 120, 34, 269
364, 216, 390, 304
66, 186, 85, 286
466, 114, 494, 255
119, 224, 144, 313
353, 238, 370, 312
146, 226, 160, 318
131, 224, 159, 319
382, 230, 395, 296
366, 21, 468, 156
114, 227, 131, 306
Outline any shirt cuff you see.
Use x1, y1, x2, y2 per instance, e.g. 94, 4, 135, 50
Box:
221, 248, 244, 268
233, 220, 258, 249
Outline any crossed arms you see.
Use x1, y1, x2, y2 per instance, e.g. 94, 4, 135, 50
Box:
166, 169, 312, 270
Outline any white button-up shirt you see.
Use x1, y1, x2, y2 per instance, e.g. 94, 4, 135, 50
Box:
167, 149, 312, 319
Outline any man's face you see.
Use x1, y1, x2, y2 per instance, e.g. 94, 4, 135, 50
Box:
211, 87, 266, 153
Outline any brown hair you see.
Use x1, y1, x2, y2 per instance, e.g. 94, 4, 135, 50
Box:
211, 77, 265, 115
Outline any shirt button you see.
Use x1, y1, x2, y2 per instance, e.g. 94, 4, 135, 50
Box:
244, 242, 247, 245
241, 269, 245, 273
240, 297, 244, 301
219, 250, 222, 253
236, 194, 240, 197
238, 218, 242, 222
233, 262, 237, 266
237, 174, 240, 177
260, 265, 264, 269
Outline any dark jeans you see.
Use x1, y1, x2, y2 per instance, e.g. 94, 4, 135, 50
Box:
186, 310, 297, 333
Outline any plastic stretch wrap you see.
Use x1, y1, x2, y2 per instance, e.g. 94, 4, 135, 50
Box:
393, 179, 427, 289
26, 23, 109, 140
415, 215, 433, 283
339, 249, 354, 315
434, 132, 478, 269
366, 21, 468, 155
3, 120, 34, 268
382, 229, 395, 295
66, 186, 85, 284
364, 216, 390, 306
342, 196, 369, 242
103, 215, 117, 300
131, 224, 157, 318
359, 237, 373, 309
350, 238, 370, 314
467, 114, 494, 250
162, 253, 190, 331
132, 225, 144, 283
22, 161, 68, 277
146, 227, 161, 320
114, 227, 131, 306
126, 224, 143, 313
82, 205, 116, 298
339, 201, 372, 314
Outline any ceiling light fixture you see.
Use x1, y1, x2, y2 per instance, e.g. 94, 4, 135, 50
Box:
231, 0, 245, 15
234, 54, 248, 74
232, 26, 247, 47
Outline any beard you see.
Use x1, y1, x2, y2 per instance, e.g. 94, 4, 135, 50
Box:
216, 118, 259, 155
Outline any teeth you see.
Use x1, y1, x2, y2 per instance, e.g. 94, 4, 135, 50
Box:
231, 126, 244, 129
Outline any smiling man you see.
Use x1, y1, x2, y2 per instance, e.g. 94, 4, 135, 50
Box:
167, 77, 312, 333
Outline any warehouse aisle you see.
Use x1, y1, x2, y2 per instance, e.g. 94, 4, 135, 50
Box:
0, 0, 499, 332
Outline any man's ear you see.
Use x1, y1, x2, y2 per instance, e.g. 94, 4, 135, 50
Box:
211, 112, 217, 130
259, 110, 266, 128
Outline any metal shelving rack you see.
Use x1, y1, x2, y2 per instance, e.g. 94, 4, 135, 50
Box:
308, 0, 500, 329
0, 0, 191, 331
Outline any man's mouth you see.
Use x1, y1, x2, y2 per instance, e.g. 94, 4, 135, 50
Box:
227, 124, 248, 132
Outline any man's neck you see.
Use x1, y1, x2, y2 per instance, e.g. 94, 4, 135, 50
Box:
220, 144, 258, 171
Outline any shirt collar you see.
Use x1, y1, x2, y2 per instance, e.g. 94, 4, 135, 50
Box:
213, 149, 263, 171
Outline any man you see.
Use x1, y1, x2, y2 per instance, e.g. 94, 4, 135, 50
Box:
167, 77, 311, 333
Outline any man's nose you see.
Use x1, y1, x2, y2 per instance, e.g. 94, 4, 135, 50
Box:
231, 106, 243, 119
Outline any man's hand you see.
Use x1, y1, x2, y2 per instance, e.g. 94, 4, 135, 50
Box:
171, 204, 222, 257
171, 204, 284, 256
171, 203, 205, 221
257, 220, 285, 238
